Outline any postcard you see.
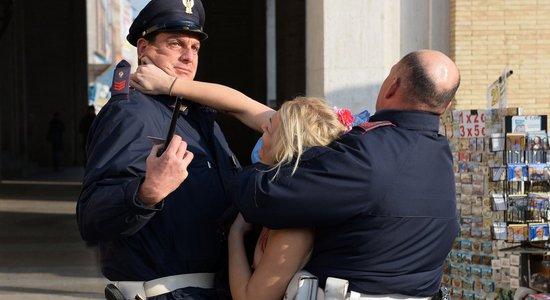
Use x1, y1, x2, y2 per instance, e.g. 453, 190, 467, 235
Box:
529, 223, 549, 241
507, 164, 527, 182
527, 130, 548, 151
507, 224, 528, 242
528, 163, 550, 181
506, 133, 526, 151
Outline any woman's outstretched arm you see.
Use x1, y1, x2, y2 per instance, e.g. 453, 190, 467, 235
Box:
130, 57, 275, 132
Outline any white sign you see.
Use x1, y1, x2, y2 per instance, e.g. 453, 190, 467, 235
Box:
458, 110, 487, 137
511, 115, 542, 133
487, 68, 512, 109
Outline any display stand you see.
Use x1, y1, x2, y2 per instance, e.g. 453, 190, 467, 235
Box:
440, 108, 550, 300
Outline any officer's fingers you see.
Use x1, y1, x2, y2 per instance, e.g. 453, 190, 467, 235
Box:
181, 150, 194, 168
147, 144, 162, 159
165, 135, 183, 154
175, 139, 189, 158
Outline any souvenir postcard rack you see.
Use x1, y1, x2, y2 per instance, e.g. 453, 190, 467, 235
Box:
440, 109, 550, 300
493, 115, 550, 294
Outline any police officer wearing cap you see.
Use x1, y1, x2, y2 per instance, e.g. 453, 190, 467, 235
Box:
77, 0, 238, 299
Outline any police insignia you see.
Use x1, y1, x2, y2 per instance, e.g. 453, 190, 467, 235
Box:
111, 60, 131, 98
183, 0, 194, 14
113, 71, 126, 91
113, 80, 126, 91
357, 121, 395, 134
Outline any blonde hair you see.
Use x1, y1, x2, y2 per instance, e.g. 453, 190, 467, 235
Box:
268, 97, 346, 177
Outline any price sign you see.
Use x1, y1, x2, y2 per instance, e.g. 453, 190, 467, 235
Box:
458, 110, 487, 138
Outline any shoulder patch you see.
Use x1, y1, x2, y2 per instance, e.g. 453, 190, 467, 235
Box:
110, 60, 131, 99
356, 121, 396, 134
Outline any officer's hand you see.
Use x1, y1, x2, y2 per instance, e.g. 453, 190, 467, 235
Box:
229, 213, 253, 237
138, 135, 194, 206
130, 56, 176, 95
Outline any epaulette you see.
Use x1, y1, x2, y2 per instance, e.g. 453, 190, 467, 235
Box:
110, 60, 131, 100
356, 120, 396, 134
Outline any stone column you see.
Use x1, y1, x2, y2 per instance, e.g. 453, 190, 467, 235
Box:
306, 0, 450, 115
306, 0, 401, 114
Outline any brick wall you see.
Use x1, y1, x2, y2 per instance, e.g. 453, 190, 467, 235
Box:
451, 0, 550, 125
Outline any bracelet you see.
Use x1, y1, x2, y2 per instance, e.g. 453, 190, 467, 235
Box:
168, 77, 178, 97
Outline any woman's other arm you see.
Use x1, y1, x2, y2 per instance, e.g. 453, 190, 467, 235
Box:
228, 214, 313, 300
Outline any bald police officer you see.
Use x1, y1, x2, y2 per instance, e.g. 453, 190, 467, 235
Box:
77, 0, 238, 299
237, 50, 460, 299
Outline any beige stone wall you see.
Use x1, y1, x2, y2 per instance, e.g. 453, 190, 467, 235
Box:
451, 0, 550, 123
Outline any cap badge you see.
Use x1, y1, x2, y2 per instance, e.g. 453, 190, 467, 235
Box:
183, 0, 194, 14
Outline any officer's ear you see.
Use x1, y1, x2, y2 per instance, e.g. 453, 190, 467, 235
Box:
136, 38, 150, 63
384, 77, 400, 99
444, 100, 454, 112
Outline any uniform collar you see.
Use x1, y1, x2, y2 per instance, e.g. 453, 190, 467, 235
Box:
150, 94, 219, 127
369, 110, 440, 132
153, 95, 191, 115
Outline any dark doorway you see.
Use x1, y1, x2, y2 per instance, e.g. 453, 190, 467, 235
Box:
276, 0, 306, 105
0, 0, 307, 177
199, 0, 306, 166
0, 0, 87, 179
199, 0, 267, 165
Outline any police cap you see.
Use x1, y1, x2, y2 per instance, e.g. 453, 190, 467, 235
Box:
127, 0, 208, 46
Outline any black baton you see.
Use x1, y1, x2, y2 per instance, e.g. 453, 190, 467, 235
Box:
157, 96, 183, 157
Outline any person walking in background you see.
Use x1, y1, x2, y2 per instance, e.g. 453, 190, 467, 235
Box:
78, 105, 96, 167
46, 112, 65, 171
76, 0, 241, 299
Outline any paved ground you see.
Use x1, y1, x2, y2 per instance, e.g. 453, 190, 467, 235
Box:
0, 167, 108, 299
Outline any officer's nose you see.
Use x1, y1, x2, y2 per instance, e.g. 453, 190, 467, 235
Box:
178, 48, 195, 63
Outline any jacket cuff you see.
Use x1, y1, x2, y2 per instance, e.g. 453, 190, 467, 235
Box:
126, 176, 164, 213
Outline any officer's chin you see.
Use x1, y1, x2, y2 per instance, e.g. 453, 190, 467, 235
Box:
174, 69, 195, 80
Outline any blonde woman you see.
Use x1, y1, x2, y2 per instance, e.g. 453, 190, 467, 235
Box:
131, 59, 349, 300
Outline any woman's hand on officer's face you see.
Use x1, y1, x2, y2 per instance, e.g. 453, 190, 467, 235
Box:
130, 56, 176, 95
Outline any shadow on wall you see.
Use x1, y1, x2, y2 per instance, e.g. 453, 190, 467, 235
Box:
324, 83, 381, 115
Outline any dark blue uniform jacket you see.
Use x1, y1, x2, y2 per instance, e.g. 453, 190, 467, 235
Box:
237, 110, 459, 297
77, 90, 239, 281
